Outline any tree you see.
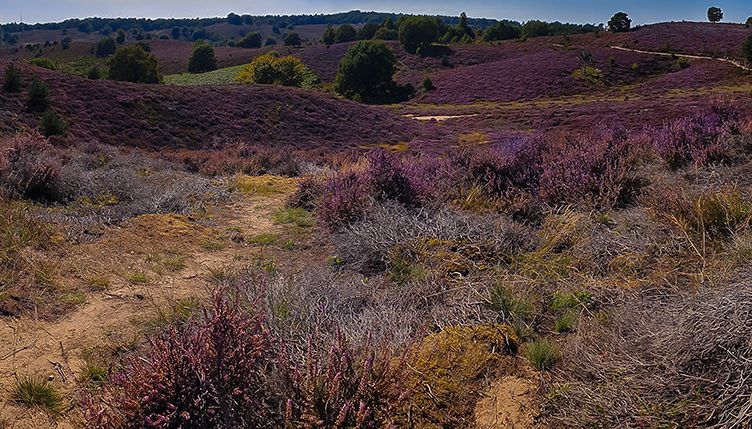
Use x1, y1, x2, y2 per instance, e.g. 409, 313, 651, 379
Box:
283, 32, 302, 47
482, 22, 521, 41
334, 25, 358, 44
335, 40, 397, 101
746, 17, 752, 28
708, 7, 723, 23
39, 110, 67, 137
108, 45, 160, 83
227, 13, 243, 25
459, 12, 475, 39
374, 27, 398, 40
398, 16, 440, 54
265, 37, 277, 46
236, 53, 313, 87
171, 27, 181, 40
743, 34, 752, 65
78, 20, 93, 33
61, 37, 72, 49
27, 78, 50, 112
237, 32, 262, 48
2, 64, 22, 92
422, 76, 435, 91
95, 37, 117, 57
608, 12, 631, 33
521, 20, 551, 38
357, 23, 380, 40
382, 17, 397, 30
188, 41, 217, 73
243, 15, 254, 25
322, 25, 336, 46
116, 29, 126, 44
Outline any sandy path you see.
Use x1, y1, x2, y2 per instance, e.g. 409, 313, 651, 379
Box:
0, 186, 292, 428
609, 45, 752, 71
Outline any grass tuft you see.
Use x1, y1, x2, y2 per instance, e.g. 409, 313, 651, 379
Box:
12, 377, 62, 414
525, 339, 559, 371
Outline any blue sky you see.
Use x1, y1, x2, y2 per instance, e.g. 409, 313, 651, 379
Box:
1, 0, 750, 25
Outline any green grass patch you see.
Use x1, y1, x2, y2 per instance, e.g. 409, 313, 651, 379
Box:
525, 339, 559, 371
248, 233, 279, 246
164, 64, 246, 86
12, 377, 62, 414
273, 208, 314, 228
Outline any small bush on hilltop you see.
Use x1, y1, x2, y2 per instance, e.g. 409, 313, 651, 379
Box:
236, 52, 316, 87
27, 78, 50, 112
2, 63, 22, 92
187, 41, 217, 73
335, 40, 408, 102
108, 44, 160, 83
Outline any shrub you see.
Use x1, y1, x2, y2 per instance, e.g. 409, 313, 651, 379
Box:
322, 25, 336, 46
28, 57, 56, 70
398, 16, 440, 54
334, 40, 397, 101
746, 17, 752, 28
607, 12, 631, 33
373, 27, 398, 40
95, 37, 117, 57
39, 110, 67, 137
421, 76, 435, 91
282, 32, 302, 47
87, 66, 101, 80
84, 287, 281, 429
187, 41, 217, 73
284, 334, 407, 428
265, 37, 276, 46
2, 63, 22, 92
115, 29, 126, 44
236, 53, 316, 87
108, 44, 160, 83
12, 377, 62, 414
27, 78, 50, 112
539, 126, 639, 208
357, 23, 380, 40
334, 24, 357, 43
521, 20, 551, 38
237, 32, 262, 49
653, 108, 739, 169
743, 34, 752, 65
525, 339, 559, 371
482, 22, 521, 41
0, 132, 61, 201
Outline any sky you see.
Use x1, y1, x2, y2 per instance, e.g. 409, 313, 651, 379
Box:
1, 0, 750, 25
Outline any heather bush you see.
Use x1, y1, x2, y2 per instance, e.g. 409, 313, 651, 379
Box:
315, 170, 371, 228
0, 132, 61, 201
539, 126, 640, 208
653, 108, 740, 169
27, 78, 50, 112
39, 110, 67, 137
283, 334, 407, 428
85, 286, 282, 429
2, 63, 22, 92
187, 41, 217, 73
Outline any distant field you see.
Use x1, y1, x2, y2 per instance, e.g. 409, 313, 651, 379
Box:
164, 64, 246, 85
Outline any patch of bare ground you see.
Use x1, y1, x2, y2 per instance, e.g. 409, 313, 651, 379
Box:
0, 176, 306, 428
474, 372, 540, 429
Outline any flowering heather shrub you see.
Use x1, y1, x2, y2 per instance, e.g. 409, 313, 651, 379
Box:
539, 126, 640, 209
653, 107, 741, 169
458, 136, 545, 200
84, 287, 282, 429
316, 170, 371, 228
284, 334, 407, 428
0, 132, 61, 201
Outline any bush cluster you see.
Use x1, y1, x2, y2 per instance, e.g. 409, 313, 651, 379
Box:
236, 52, 316, 87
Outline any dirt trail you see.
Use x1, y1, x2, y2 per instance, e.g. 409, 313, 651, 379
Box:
0, 181, 295, 428
609, 45, 752, 71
